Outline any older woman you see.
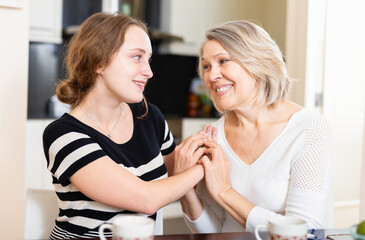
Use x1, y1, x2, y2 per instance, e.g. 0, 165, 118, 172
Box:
175, 20, 333, 233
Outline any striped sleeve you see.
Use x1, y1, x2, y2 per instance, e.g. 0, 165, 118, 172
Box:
148, 103, 176, 155
43, 122, 106, 185
161, 120, 175, 155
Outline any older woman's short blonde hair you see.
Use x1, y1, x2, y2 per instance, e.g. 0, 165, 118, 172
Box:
199, 20, 292, 112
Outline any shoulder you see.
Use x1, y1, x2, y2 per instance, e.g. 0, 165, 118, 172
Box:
129, 102, 167, 136
295, 109, 330, 129
293, 108, 331, 143
43, 114, 91, 148
211, 115, 225, 128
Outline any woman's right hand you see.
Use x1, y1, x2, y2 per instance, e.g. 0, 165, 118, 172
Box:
173, 124, 217, 175
173, 134, 206, 175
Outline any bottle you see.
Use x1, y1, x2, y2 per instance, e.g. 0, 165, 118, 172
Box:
187, 77, 202, 117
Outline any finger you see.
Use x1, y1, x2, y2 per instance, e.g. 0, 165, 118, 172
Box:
205, 124, 214, 139
211, 126, 218, 141
202, 124, 209, 134
203, 147, 220, 162
200, 124, 213, 138
200, 155, 212, 168
182, 132, 207, 143
186, 138, 205, 156
179, 134, 205, 153
191, 147, 206, 162
203, 139, 221, 149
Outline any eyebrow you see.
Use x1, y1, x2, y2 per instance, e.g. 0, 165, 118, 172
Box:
201, 52, 230, 61
129, 48, 152, 57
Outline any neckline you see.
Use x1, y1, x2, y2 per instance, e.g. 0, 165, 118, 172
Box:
220, 108, 306, 166
64, 103, 136, 145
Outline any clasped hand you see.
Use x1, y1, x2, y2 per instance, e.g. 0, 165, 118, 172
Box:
174, 124, 232, 200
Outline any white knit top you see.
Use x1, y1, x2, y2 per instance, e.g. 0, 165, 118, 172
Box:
184, 108, 333, 233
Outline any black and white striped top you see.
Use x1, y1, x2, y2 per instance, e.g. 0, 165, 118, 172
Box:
42, 103, 175, 239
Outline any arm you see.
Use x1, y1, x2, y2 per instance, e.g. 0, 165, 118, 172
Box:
176, 125, 226, 233
69, 123, 211, 215
200, 140, 254, 228
174, 124, 216, 220
69, 154, 204, 215
173, 133, 207, 219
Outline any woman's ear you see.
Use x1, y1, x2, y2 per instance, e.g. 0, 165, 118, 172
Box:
96, 67, 104, 75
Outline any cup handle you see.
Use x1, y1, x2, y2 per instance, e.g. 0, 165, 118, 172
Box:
98, 223, 112, 240
255, 224, 268, 240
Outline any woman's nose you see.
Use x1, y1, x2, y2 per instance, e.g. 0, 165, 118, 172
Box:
207, 66, 222, 82
142, 61, 153, 79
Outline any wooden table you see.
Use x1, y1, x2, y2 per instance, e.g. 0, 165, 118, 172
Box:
77, 232, 256, 240
154, 232, 257, 240
66, 229, 330, 240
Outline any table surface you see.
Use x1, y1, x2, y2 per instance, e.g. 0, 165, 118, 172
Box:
65, 229, 338, 240
154, 231, 257, 240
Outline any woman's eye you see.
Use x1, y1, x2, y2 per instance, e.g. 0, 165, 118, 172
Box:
133, 55, 141, 61
202, 65, 211, 70
220, 59, 230, 64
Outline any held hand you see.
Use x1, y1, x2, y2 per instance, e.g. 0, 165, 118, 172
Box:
173, 133, 208, 175
201, 124, 217, 141
200, 140, 232, 200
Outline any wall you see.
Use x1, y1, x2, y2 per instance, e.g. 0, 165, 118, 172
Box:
0, 2, 29, 239
285, 0, 308, 106
262, 0, 287, 56
322, 0, 365, 227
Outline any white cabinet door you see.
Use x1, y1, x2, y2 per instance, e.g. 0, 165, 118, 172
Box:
182, 118, 217, 140
159, 0, 204, 56
25, 120, 55, 190
158, 0, 266, 56
29, 0, 63, 43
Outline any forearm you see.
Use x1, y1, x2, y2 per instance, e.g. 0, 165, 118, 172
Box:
216, 188, 254, 227
145, 164, 205, 214
180, 188, 204, 220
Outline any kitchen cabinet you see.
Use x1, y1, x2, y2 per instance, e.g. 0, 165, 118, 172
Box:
29, 0, 63, 43
158, 0, 266, 56
158, 0, 286, 56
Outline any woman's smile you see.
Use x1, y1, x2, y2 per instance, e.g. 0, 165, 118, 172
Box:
215, 84, 233, 97
132, 80, 146, 91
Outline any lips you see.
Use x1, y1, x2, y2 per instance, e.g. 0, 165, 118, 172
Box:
132, 80, 146, 90
215, 84, 233, 97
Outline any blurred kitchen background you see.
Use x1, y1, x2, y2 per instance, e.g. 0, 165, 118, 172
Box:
1, 0, 365, 239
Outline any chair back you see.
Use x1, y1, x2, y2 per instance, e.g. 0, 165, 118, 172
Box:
24, 188, 58, 240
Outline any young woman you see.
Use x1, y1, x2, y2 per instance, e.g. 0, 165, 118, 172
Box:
175, 20, 333, 233
42, 12, 207, 239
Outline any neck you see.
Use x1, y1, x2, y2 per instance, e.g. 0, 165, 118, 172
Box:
80, 92, 123, 125
227, 101, 285, 129
77, 96, 124, 138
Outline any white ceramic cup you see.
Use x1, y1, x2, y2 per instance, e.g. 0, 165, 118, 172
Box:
99, 215, 155, 240
255, 215, 307, 240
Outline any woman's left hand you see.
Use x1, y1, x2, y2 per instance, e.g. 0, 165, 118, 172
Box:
200, 140, 232, 201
